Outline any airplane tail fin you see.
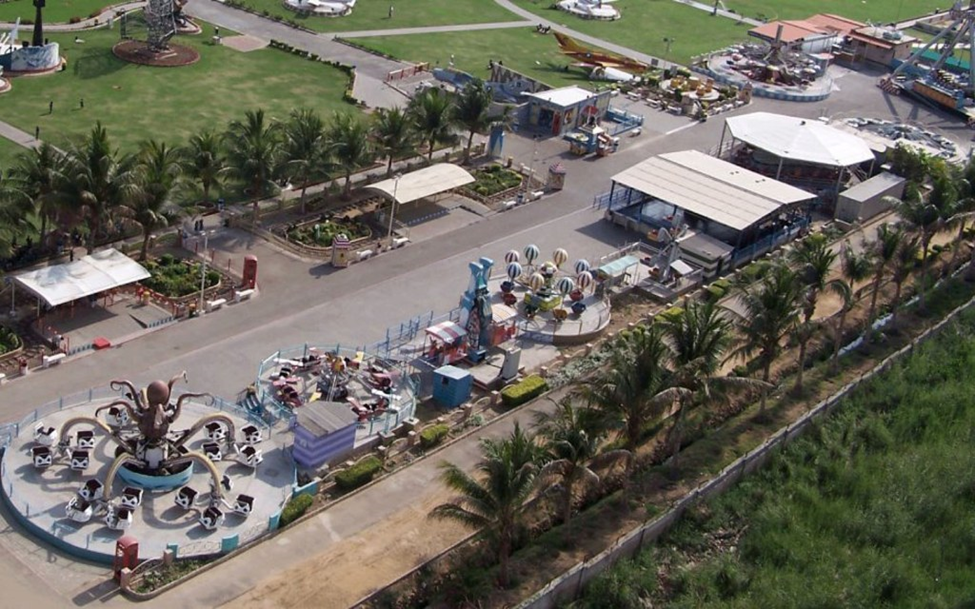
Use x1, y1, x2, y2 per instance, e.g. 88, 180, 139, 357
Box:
554, 32, 586, 54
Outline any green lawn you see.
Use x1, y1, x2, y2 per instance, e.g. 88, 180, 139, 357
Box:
577, 306, 975, 608
234, 0, 521, 34
723, 0, 948, 23
0, 137, 28, 175
350, 27, 616, 89
512, 0, 751, 64
0, 0, 115, 24
0, 23, 354, 153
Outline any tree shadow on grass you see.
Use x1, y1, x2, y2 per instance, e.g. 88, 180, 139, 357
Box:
71, 46, 128, 80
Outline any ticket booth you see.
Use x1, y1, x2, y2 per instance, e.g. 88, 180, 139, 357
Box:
242, 255, 258, 290
424, 321, 468, 366
114, 535, 139, 582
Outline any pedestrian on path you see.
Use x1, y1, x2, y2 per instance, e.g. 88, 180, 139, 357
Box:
48, 100, 53, 114
34, 126, 39, 140
388, 5, 394, 18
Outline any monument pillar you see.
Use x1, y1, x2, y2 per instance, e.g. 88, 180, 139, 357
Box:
32, 0, 44, 47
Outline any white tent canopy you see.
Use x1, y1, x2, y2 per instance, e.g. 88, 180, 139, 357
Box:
726, 112, 874, 168
611, 150, 814, 231
367, 164, 475, 205
11, 248, 150, 307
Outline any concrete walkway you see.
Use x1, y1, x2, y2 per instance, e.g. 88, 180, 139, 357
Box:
0, 1, 145, 30
0, 119, 40, 152
675, 0, 761, 27
330, 19, 533, 38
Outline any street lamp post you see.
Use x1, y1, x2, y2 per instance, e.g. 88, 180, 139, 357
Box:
522, 135, 539, 203
198, 231, 210, 315
664, 37, 674, 54
386, 174, 402, 247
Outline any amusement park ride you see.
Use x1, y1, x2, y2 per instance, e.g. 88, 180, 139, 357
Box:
555, 32, 649, 82
882, 0, 975, 120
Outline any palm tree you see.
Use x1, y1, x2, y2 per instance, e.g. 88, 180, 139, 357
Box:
372, 107, 415, 177
946, 163, 975, 273
11, 142, 63, 247
533, 397, 628, 524
830, 246, 872, 372
224, 109, 281, 219
57, 122, 139, 254
181, 130, 226, 209
890, 236, 921, 325
279, 108, 331, 215
659, 299, 763, 461
329, 112, 373, 199
731, 262, 802, 416
889, 177, 953, 302
409, 88, 457, 161
452, 78, 493, 164
581, 325, 672, 462
129, 140, 184, 260
430, 423, 542, 587
866, 223, 904, 327
787, 234, 846, 393
0, 170, 32, 258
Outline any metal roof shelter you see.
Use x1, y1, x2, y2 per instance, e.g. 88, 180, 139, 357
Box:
10, 248, 150, 308
425, 321, 467, 344
609, 150, 813, 231
295, 401, 358, 437
367, 164, 475, 205
723, 112, 874, 168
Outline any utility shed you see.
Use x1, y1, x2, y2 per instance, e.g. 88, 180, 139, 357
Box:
292, 401, 359, 469
835, 172, 905, 223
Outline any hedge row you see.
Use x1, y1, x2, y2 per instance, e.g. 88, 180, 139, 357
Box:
501, 374, 548, 407
279, 493, 314, 527
419, 424, 449, 450
335, 456, 382, 491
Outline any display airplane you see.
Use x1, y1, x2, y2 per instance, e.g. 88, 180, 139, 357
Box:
554, 32, 649, 81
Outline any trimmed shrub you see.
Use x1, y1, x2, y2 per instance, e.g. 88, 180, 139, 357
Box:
501, 374, 548, 407
279, 493, 314, 527
335, 456, 382, 491
420, 424, 449, 450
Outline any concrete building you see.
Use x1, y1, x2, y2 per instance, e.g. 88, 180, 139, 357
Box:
292, 401, 359, 469
834, 172, 906, 224
525, 86, 611, 136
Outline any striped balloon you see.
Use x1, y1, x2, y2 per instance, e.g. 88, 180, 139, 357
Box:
524, 244, 540, 264
506, 262, 523, 280
574, 259, 591, 274
556, 276, 575, 295
504, 249, 520, 264
553, 248, 569, 267
528, 272, 546, 291
576, 270, 593, 290
540, 261, 558, 276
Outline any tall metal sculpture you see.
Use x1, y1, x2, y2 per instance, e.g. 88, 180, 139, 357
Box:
31, 0, 43, 47
144, 0, 176, 52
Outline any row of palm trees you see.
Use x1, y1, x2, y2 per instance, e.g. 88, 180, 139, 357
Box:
430, 153, 975, 589
0, 80, 497, 261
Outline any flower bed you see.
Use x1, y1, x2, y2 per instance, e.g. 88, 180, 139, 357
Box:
0, 325, 21, 355
141, 254, 220, 298
467, 165, 523, 197
286, 218, 371, 248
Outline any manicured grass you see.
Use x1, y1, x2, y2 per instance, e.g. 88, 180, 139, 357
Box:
723, 0, 947, 23
577, 307, 975, 608
349, 27, 609, 89
0, 0, 115, 24
512, 0, 752, 64
234, 0, 521, 33
0, 136, 28, 174
0, 22, 353, 153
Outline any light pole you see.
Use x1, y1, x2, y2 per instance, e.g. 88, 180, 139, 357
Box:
663, 37, 674, 55
198, 231, 211, 315
522, 135, 539, 203
386, 174, 402, 247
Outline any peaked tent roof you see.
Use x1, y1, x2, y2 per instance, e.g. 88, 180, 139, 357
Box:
726, 112, 874, 168
11, 248, 150, 307
366, 164, 475, 205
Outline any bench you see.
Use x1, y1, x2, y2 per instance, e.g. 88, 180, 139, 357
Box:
357, 249, 374, 261
531, 190, 544, 201
206, 298, 227, 312
43, 353, 66, 368
0, 372, 6, 384
392, 237, 410, 249
502, 200, 517, 211
234, 288, 255, 303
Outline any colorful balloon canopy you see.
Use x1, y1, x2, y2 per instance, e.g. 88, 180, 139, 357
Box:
576, 270, 593, 290
556, 276, 575, 295
504, 249, 520, 264
506, 262, 523, 280
574, 259, 591, 274
540, 261, 558, 276
528, 272, 546, 291
524, 244, 540, 263
553, 248, 569, 267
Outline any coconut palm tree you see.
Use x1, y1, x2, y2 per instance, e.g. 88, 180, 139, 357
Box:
372, 107, 415, 178
890, 236, 921, 325
731, 262, 802, 416
533, 397, 628, 524
830, 246, 872, 372
329, 112, 374, 199
581, 325, 673, 463
889, 176, 954, 302
11, 142, 64, 247
430, 423, 543, 587
787, 234, 846, 393
866, 223, 904, 327
224, 109, 281, 219
409, 88, 457, 162
278, 108, 331, 215
452, 78, 493, 164
181, 130, 226, 209
659, 299, 764, 462
57, 122, 139, 254
128, 140, 185, 261
946, 162, 975, 274
0, 170, 32, 258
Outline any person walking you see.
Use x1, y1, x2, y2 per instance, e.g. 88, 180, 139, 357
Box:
34, 125, 39, 140
388, 5, 394, 18
79, 98, 84, 109
48, 100, 53, 114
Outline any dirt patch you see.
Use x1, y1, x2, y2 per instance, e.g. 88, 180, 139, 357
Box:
220, 35, 269, 53
112, 41, 200, 67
